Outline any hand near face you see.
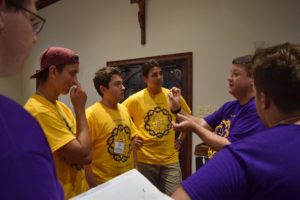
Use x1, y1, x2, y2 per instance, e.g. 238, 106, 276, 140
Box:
168, 87, 182, 111
70, 82, 87, 110
172, 114, 197, 133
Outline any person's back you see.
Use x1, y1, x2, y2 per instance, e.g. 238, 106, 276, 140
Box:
180, 125, 300, 200
230, 125, 300, 199
0, 0, 63, 199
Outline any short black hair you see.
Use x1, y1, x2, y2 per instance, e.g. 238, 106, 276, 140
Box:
232, 55, 253, 76
93, 67, 122, 97
142, 59, 161, 77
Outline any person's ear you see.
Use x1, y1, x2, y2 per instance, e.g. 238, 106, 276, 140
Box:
142, 76, 147, 84
99, 85, 107, 95
259, 92, 271, 110
48, 65, 57, 79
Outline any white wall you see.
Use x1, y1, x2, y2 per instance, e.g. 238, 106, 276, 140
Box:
1, 0, 300, 173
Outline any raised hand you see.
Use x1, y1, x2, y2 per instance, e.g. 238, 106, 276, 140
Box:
70, 82, 87, 111
172, 113, 197, 133
168, 87, 182, 111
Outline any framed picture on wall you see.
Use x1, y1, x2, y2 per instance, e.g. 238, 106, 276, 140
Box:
107, 52, 193, 178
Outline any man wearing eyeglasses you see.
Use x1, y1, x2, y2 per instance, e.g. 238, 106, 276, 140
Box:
169, 55, 266, 159
24, 46, 92, 199
0, 0, 63, 199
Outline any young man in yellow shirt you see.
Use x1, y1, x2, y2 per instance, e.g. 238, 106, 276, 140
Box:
122, 59, 191, 195
85, 67, 137, 186
24, 46, 91, 199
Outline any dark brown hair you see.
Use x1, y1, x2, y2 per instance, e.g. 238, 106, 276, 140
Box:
93, 67, 122, 97
142, 59, 161, 77
253, 43, 300, 113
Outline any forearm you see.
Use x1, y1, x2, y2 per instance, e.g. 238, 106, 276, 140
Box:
84, 165, 98, 188
74, 108, 91, 157
194, 125, 231, 151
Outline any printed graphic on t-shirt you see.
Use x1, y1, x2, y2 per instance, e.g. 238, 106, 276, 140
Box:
144, 106, 172, 138
208, 119, 230, 158
107, 124, 132, 162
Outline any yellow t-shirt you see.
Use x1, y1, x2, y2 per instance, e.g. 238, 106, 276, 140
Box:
86, 102, 136, 184
122, 88, 191, 164
24, 94, 88, 199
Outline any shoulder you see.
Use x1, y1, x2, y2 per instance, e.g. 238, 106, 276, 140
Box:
118, 103, 128, 111
123, 89, 145, 104
129, 89, 145, 99
222, 99, 240, 108
86, 102, 101, 112
0, 95, 48, 150
56, 101, 73, 114
161, 87, 170, 94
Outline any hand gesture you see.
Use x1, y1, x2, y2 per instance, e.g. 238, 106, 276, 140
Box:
172, 114, 197, 133
168, 87, 181, 111
70, 82, 87, 111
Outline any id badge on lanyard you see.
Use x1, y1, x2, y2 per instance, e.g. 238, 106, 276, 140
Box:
114, 141, 125, 154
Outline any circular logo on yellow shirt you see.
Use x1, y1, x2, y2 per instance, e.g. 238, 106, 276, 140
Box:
107, 124, 132, 162
144, 106, 172, 138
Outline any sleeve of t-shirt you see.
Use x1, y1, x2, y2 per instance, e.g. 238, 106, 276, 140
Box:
86, 108, 97, 145
229, 103, 266, 142
204, 102, 228, 129
35, 111, 76, 152
179, 96, 192, 114
181, 147, 247, 200
1, 152, 63, 200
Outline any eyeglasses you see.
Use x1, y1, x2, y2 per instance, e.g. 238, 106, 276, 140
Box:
6, 0, 46, 35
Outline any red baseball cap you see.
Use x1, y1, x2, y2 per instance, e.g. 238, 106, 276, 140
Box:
30, 46, 79, 79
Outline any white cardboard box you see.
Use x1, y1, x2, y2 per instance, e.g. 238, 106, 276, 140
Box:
70, 169, 174, 200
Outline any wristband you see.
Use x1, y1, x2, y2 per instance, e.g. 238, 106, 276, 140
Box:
171, 107, 181, 114
177, 138, 183, 146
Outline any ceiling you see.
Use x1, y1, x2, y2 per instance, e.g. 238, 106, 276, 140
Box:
36, 0, 61, 10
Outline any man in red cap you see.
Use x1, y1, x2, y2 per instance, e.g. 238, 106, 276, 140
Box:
24, 46, 92, 199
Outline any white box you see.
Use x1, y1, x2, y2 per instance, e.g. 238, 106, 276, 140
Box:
70, 169, 174, 200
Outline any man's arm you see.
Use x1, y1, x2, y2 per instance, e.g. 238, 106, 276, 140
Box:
172, 186, 192, 200
57, 84, 92, 165
173, 114, 230, 151
84, 165, 98, 188
169, 87, 230, 151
